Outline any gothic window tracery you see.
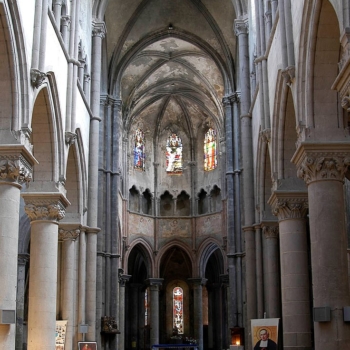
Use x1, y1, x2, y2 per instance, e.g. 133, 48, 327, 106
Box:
134, 129, 145, 171
166, 133, 183, 174
204, 128, 217, 171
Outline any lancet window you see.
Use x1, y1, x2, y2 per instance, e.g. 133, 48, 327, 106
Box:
173, 287, 184, 334
204, 128, 217, 171
166, 133, 183, 174
134, 129, 145, 171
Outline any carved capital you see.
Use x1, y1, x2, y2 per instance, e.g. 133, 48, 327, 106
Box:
58, 225, 80, 241
92, 21, 106, 38
339, 27, 350, 72
222, 96, 232, 108
281, 65, 295, 85
234, 19, 248, 36
262, 224, 279, 239
187, 277, 207, 288
0, 145, 37, 185
22, 193, 70, 222
264, 11, 272, 24
65, 131, 77, 146
292, 143, 350, 184
60, 15, 71, 28
119, 273, 131, 286
268, 191, 308, 221
30, 69, 46, 88
260, 128, 271, 143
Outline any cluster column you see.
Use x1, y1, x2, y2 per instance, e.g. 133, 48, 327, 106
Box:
292, 143, 350, 348
147, 278, 164, 347
118, 273, 131, 350
269, 191, 312, 349
22, 193, 69, 350
0, 145, 35, 349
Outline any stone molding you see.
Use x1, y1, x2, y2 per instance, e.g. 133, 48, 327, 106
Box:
261, 223, 279, 239
92, 21, 106, 38
292, 142, 350, 185
22, 193, 70, 222
268, 191, 308, 221
0, 145, 38, 185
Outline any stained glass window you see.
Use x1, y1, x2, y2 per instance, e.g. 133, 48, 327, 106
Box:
204, 128, 217, 171
145, 288, 149, 326
134, 129, 145, 171
166, 133, 183, 174
173, 287, 184, 334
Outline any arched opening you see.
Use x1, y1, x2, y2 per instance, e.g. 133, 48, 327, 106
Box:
126, 244, 151, 350
159, 246, 192, 344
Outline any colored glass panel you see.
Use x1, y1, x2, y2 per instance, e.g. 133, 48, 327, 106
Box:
173, 287, 184, 334
204, 128, 217, 171
134, 129, 145, 171
166, 133, 183, 174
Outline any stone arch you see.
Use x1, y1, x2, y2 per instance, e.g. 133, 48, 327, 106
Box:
126, 241, 153, 281
197, 239, 225, 277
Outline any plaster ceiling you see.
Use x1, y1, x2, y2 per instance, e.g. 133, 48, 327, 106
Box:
104, 0, 237, 137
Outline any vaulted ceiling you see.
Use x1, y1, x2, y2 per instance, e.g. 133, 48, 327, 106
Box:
103, 0, 238, 137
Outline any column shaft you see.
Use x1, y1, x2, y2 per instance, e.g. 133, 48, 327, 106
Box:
28, 220, 59, 350
0, 183, 21, 348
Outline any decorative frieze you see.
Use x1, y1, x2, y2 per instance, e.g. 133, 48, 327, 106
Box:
268, 191, 308, 221
22, 193, 70, 222
292, 143, 350, 184
0, 145, 37, 185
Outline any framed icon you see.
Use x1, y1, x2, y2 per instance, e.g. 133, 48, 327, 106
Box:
78, 342, 97, 350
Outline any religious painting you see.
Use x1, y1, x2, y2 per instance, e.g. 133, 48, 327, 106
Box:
78, 342, 97, 350
251, 318, 279, 350
204, 128, 217, 171
55, 320, 67, 350
173, 287, 184, 334
134, 129, 145, 171
166, 133, 183, 174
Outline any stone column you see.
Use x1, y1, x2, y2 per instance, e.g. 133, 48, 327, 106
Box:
60, 15, 71, 48
86, 20, 106, 341
0, 145, 35, 349
254, 225, 264, 319
118, 274, 131, 350
52, 0, 62, 26
261, 223, 280, 318
16, 254, 30, 350
188, 278, 207, 350
292, 143, 350, 348
269, 192, 312, 349
22, 193, 69, 350
59, 224, 81, 350
147, 278, 163, 347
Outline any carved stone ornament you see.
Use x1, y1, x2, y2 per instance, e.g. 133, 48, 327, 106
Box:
101, 316, 120, 334
30, 68, 46, 88
271, 198, 308, 221
92, 21, 106, 38
0, 146, 37, 185
118, 273, 131, 286
339, 27, 350, 72
65, 131, 77, 146
292, 143, 350, 185
262, 224, 279, 239
58, 227, 80, 241
234, 18, 248, 36
22, 193, 69, 222
297, 155, 350, 184
260, 128, 271, 143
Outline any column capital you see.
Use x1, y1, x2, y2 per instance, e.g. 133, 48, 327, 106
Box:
260, 128, 271, 144
58, 223, 81, 241
146, 278, 164, 288
92, 21, 106, 38
119, 273, 131, 286
60, 15, 71, 28
261, 222, 279, 239
234, 18, 249, 36
187, 278, 207, 287
292, 142, 350, 184
18, 253, 30, 265
268, 191, 308, 221
0, 145, 38, 186
22, 192, 70, 222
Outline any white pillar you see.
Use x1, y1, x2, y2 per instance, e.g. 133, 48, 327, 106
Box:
118, 274, 131, 350
147, 278, 163, 347
0, 145, 36, 349
22, 193, 69, 350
